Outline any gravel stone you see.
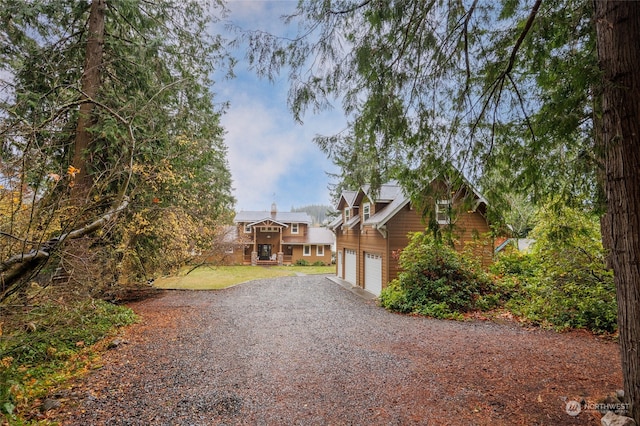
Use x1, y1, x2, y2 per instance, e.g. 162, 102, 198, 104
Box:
58, 275, 622, 425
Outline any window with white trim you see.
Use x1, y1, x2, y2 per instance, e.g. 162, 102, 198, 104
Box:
344, 207, 351, 220
303, 245, 311, 256
363, 202, 371, 220
436, 200, 452, 225
260, 226, 279, 232
244, 224, 251, 233
291, 223, 299, 234
316, 245, 324, 256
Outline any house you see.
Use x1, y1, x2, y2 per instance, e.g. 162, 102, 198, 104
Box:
211, 225, 251, 265
233, 203, 334, 266
330, 180, 492, 296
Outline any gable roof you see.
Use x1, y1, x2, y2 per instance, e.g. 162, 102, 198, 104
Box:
335, 177, 488, 230
328, 215, 343, 230
234, 210, 312, 225
336, 190, 358, 210
364, 192, 411, 227
359, 181, 402, 204
344, 214, 361, 229
307, 227, 336, 245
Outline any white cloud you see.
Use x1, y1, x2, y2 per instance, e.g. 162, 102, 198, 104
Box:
215, 1, 346, 212
222, 87, 343, 211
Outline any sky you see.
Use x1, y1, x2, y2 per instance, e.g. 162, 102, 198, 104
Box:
212, 1, 347, 212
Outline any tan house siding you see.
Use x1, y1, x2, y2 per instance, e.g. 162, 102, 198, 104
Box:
451, 210, 493, 268
290, 244, 332, 265
333, 180, 492, 293
282, 223, 307, 238
386, 204, 427, 286
226, 249, 245, 265
234, 209, 335, 266
335, 226, 360, 280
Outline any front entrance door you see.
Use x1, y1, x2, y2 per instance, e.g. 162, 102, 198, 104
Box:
258, 244, 272, 260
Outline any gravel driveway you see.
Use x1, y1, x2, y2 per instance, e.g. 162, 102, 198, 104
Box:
57, 275, 621, 425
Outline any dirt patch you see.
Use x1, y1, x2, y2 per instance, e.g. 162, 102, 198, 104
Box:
52, 276, 621, 425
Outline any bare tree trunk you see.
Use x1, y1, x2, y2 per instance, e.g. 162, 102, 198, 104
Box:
71, 0, 106, 201
595, 1, 640, 422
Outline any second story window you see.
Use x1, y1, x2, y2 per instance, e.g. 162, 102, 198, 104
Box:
363, 203, 371, 221
436, 200, 452, 225
344, 207, 350, 220
244, 224, 251, 233
291, 223, 299, 234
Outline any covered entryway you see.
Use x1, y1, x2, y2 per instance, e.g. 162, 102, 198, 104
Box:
258, 244, 272, 260
364, 252, 382, 296
344, 249, 356, 285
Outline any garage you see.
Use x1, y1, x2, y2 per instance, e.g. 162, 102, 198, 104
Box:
364, 252, 382, 296
344, 249, 357, 285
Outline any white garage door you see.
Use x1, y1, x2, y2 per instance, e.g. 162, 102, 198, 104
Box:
337, 251, 343, 279
344, 249, 357, 285
364, 253, 382, 296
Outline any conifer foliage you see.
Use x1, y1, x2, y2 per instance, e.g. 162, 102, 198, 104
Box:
246, 0, 640, 421
0, 0, 234, 300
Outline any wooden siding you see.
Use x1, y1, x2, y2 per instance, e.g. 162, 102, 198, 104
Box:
335, 200, 492, 291
226, 248, 245, 265
281, 223, 309, 238
450, 210, 493, 268
291, 244, 332, 265
358, 224, 386, 292
235, 222, 332, 266
334, 225, 360, 283
385, 204, 427, 286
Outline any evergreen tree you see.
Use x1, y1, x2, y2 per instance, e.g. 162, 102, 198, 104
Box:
0, 0, 234, 298
245, 0, 640, 420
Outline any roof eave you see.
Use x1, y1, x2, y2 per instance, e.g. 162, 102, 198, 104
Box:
366, 197, 411, 228
248, 218, 289, 228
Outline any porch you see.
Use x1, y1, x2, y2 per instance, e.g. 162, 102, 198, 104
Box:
244, 254, 293, 265
255, 259, 278, 266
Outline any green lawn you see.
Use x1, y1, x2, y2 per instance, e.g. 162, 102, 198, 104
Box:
153, 265, 336, 290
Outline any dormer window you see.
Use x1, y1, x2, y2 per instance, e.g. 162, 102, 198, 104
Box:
436, 200, 452, 225
344, 207, 351, 220
363, 203, 371, 221
291, 223, 299, 234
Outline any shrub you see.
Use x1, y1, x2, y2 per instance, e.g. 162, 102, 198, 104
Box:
499, 204, 617, 334
312, 261, 326, 266
295, 259, 310, 266
489, 248, 534, 303
379, 232, 496, 319
0, 300, 137, 417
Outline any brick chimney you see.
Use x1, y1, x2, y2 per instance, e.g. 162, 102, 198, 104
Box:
270, 202, 277, 218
